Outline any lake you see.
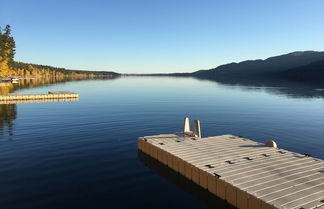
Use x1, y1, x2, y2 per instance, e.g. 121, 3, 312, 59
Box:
0, 76, 323, 209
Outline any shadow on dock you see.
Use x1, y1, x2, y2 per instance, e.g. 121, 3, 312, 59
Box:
137, 151, 236, 209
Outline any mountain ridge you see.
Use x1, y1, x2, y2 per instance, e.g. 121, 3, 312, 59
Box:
164, 50, 324, 87
193, 51, 324, 77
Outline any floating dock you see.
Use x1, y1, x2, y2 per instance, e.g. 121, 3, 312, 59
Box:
138, 151, 236, 209
137, 118, 324, 209
0, 91, 79, 104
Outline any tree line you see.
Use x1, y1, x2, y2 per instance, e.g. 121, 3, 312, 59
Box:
0, 25, 120, 78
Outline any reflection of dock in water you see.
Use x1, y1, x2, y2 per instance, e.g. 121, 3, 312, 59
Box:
138, 118, 324, 209
0, 91, 79, 104
138, 151, 235, 209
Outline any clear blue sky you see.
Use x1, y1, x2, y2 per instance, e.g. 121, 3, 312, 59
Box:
1, 0, 324, 73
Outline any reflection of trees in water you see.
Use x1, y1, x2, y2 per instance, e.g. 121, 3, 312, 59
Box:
0, 77, 118, 137
0, 104, 16, 136
0, 78, 68, 137
0, 78, 71, 136
0, 76, 100, 95
0, 82, 14, 95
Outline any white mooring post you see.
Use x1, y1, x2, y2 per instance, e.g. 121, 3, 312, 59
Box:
183, 117, 190, 133
193, 120, 201, 138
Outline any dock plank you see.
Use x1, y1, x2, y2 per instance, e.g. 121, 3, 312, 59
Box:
138, 133, 324, 209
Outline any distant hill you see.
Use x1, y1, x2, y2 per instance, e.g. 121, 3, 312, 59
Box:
135, 51, 324, 87
148, 51, 321, 87
129, 51, 324, 87
192, 51, 324, 82
281, 59, 324, 85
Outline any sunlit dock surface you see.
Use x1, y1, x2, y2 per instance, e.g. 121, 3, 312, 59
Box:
0, 91, 79, 104
137, 120, 324, 209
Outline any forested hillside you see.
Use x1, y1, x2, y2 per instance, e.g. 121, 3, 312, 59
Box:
0, 25, 119, 78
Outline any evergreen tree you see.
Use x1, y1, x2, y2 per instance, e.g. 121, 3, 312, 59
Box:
0, 26, 4, 66
0, 27, 3, 57
0, 25, 16, 76
4, 25, 16, 66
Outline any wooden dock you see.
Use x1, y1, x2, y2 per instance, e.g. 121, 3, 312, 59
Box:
137, 118, 324, 209
0, 91, 79, 104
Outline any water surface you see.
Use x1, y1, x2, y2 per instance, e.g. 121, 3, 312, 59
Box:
0, 77, 323, 209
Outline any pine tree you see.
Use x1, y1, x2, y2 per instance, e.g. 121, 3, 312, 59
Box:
4, 25, 16, 66
0, 26, 4, 72
0, 25, 16, 76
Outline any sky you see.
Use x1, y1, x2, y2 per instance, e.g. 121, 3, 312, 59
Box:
0, 0, 324, 73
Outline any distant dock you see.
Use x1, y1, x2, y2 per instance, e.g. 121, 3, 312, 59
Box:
138, 118, 324, 209
0, 91, 79, 104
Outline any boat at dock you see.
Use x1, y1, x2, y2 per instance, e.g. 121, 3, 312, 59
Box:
11, 77, 19, 83
0, 77, 20, 83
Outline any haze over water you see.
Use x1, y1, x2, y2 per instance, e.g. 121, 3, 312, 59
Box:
0, 77, 323, 209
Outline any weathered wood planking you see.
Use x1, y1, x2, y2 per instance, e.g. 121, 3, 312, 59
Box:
0, 91, 79, 104
138, 133, 324, 209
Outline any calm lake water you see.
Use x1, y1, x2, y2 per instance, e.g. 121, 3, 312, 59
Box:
0, 77, 323, 209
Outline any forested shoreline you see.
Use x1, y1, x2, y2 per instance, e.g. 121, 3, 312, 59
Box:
0, 25, 120, 78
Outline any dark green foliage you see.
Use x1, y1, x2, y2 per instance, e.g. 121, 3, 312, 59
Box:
0, 25, 16, 65
3, 25, 16, 66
